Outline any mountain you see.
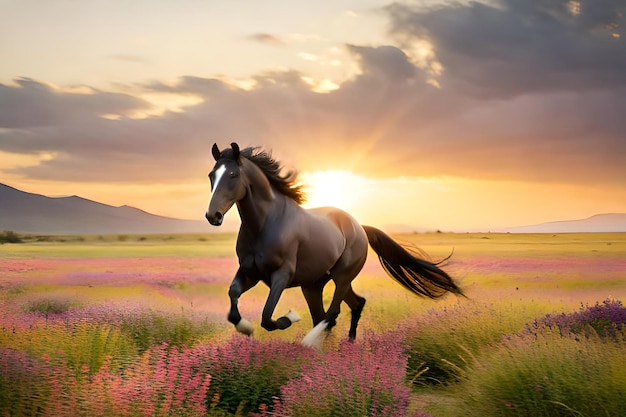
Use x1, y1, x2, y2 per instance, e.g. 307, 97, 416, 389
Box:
0, 183, 210, 235
2, 183, 625, 235
497, 213, 626, 233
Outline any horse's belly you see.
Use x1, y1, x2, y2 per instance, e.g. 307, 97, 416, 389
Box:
291, 247, 341, 285
243, 233, 341, 284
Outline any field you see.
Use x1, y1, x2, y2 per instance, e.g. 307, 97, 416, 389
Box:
1, 232, 625, 416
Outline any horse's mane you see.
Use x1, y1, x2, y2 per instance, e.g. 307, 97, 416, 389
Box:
240, 147, 306, 204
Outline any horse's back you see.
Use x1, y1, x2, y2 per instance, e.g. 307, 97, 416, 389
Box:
291, 207, 348, 275
304, 206, 369, 266
307, 206, 366, 244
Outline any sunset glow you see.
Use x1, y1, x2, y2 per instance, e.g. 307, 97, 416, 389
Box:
1, 0, 625, 232
301, 170, 365, 212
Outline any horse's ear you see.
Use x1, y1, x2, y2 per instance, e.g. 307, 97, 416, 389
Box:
230, 142, 241, 164
212, 143, 221, 161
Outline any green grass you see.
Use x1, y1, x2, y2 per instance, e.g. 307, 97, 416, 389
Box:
446, 328, 626, 417
3, 231, 624, 259
14, 285, 171, 309
1, 321, 138, 376
118, 309, 221, 352
413, 232, 626, 256
0, 232, 237, 258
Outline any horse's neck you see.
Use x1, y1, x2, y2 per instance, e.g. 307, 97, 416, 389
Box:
236, 159, 278, 233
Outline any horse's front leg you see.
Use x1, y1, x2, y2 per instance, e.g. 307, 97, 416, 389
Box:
228, 268, 258, 335
260, 268, 301, 331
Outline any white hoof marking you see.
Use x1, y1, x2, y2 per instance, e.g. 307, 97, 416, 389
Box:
235, 318, 254, 335
302, 320, 329, 348
285, 310, 301, 323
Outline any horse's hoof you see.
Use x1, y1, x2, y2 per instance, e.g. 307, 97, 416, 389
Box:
235, 318, 254, 336
302, 320, 329, 348
285, 310, 301, 323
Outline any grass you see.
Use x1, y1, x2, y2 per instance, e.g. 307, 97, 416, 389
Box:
403, 299, 559, 386
1, 321, 138, 376
408, 299, 626, 415
1, 232, 625, 416
447, 324, 626, 416
0, 232, 237, 258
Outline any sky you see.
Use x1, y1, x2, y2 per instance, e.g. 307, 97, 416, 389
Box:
1, 0, 625, 232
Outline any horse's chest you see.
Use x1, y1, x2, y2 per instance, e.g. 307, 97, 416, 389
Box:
253, 249, 283, 275
238, 241, 286, 278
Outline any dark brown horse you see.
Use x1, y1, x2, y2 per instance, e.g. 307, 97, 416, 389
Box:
205, 143, 464, 345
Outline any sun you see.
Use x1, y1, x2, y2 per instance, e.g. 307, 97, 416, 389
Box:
300, 170, 364, 211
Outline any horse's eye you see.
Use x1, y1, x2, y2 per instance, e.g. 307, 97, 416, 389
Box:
230, 171, 239, 178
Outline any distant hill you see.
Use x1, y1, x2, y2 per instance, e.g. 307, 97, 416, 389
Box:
497, 213, 626, 233
2, 183, 624, 235
0, 183, 210, 235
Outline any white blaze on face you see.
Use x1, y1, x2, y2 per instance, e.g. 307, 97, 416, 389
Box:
211, 164, 227, 193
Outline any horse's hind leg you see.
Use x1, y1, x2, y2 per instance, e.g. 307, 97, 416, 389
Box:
301, 270, 362, 347
323, 235, 368, 331
324, 258, 366, 331
301, 283, 326, 326
344, 286, 366, 340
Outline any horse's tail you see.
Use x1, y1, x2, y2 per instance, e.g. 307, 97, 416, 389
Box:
362, 225, 465, 299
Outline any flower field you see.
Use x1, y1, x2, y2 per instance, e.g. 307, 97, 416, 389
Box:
1, 232, 625, 416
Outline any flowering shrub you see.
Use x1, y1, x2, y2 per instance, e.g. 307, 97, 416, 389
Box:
72, 343, 212, 417
529, 298, 626, 340
16, 301, 222, 353
205, 335, 311, 415
272, 331, 426, 417
0, 348, 50, 415
1, 343, 212, 417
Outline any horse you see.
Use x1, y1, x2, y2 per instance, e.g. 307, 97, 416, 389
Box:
205, 142, 464, 345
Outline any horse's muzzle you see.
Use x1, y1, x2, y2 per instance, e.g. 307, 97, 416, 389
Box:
206, 211, 224, 226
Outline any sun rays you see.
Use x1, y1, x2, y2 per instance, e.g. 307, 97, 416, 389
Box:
300, 170, 366, 211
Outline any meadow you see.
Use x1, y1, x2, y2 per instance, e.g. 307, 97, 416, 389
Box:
1, 232, 625, 416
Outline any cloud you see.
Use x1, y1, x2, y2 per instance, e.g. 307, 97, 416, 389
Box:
347, 44, 418, 82
412, 90, 626, 183
107, 54, 151, 64
248, 33, 286, 46
296, 52, 319, 62
141, 76, 230, 96
385, 0, 626, 97
1, 0, 625, 187
248, 32, 325, 47
0, 78, 150, 129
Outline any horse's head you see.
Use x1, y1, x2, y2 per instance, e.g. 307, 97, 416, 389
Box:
206, 142, 245, 226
